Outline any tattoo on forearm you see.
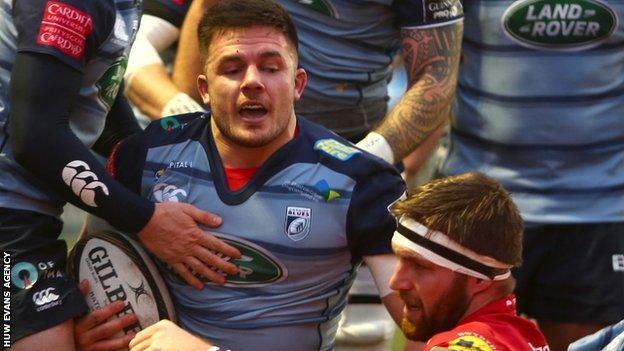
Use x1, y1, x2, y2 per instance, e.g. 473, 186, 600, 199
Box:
377, 22, 463, 161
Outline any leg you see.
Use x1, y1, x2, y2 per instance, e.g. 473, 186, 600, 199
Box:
0, 208, 88, 348
13, 320, 76, 351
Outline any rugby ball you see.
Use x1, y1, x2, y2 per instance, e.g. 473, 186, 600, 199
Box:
68, 231, 176, 339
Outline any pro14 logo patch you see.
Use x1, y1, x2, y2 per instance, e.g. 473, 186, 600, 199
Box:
502, 0, 618, 51
285, 207, 311, 241
314, 139, 360, 161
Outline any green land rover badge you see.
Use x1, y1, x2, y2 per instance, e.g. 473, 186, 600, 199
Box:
502, 0, 618, 50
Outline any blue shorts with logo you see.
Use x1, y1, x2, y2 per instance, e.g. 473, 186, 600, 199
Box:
0, 208, 88, 342
514, 222, 624, 324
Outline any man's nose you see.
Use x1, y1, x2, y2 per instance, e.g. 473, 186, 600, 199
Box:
241, 66, 264, 92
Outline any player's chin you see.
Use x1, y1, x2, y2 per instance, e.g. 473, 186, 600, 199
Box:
231, 130, 274, 148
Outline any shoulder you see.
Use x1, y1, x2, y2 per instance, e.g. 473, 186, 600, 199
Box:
426, 314, 546, 351
115, 112, 206, 160
297, 118, 401, 183
141, 112, 208, 147
425, 322, 503, 351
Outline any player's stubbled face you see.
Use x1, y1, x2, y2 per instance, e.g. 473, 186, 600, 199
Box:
390, 246, 470, 341
202, 25, 306, 148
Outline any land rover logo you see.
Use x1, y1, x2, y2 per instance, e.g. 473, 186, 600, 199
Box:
502, 0, 618, 51
167, 234, 287, 287
295, 0, 337, 18
96, 56, 128, 109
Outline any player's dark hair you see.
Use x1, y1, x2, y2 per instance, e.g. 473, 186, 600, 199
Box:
197, 0, 298, 66
392, 172, 523, 266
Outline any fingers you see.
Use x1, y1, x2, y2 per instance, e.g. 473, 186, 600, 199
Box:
199, 231, 241, 260
78, 279, 89, 297
171, 262, 205, 290
86, 313, 137, 341
76, 300, 126, 333
86, 333, 135, 351
128, 320, 172, 351
128, 328, 150, 350
183, 204, 222, 227
129, 337, 150, 351
192, 244, 238, 275
186, 255, 229, 285
75, 301, 137, 351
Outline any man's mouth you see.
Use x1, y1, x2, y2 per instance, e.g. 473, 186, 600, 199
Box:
239, 103, 268, 119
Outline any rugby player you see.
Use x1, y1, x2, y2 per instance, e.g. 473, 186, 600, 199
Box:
390, 173, 549, 350
75, 1, 406, 350
0, 1, 238, 349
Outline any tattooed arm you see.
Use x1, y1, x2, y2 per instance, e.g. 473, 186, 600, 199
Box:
362, 22, 463, 163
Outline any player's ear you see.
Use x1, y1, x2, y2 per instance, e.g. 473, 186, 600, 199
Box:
197, 75, 210, 107
293, 68, 307, 101
467, 276, 493, 296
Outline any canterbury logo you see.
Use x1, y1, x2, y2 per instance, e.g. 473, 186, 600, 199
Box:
33, 287, 60, 306
62, 160, 110, 207
153, 183, 187, 202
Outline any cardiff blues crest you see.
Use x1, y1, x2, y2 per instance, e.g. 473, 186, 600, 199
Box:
285, 206, 311, 241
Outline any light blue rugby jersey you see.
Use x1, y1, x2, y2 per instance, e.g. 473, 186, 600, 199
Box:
276, 0, 464, 105
111, 113, 406, 351
0, 0, 140, 217
439, 0, 624, 223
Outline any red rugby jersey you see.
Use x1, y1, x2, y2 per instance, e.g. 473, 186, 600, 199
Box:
425, 295, 549, 351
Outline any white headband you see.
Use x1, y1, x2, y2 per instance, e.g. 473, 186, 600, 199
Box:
392, 216, 513, 281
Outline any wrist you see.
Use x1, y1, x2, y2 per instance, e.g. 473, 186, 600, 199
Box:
161, 92, 204, 117
356, 132, 394, 164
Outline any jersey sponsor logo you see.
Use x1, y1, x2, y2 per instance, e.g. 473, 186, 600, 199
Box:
37, 261, 65, 280
167, 234, 288, 287
285, 206, 312, 241
33, 287, 60, 306
11, 262, 38, 290
528, 342, 551, 350
62, 160, 110, 207
314, 139, 360, 161
96, 56, 128, 109
447, 334, 494, 350
36, 1, 93, 60
153, 183, 187, 202
314, 180, 340, 202
425, 0, 464, 22
295, 0, 338, 18
283, 180, 341, 202
502, 0, 618, 51
160, 116, 181, 132
168, 161, 193, 169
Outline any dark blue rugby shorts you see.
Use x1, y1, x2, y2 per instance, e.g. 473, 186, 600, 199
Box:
0, 208, 88, 342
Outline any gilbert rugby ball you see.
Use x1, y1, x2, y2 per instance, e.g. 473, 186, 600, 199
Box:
68, 231, 176, 337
